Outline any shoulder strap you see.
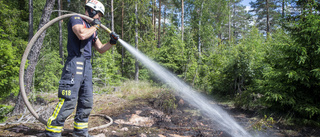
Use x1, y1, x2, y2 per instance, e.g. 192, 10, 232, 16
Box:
80, 19, 87, 54
82, 20, 87, 28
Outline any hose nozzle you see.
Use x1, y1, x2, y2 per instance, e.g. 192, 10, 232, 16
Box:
101, 26, 112, 34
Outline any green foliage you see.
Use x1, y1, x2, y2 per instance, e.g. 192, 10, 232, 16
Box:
156, 90, 177, 114
250, 115, 275, 132
196, 52, 219, 93
278, 15, 318, 119
34, 50, 63, 92
248, 12, 320, 124
182, 28, 199, 84
155, 26, 187, 75
0, 0, 27, 102
0, 40, 20, 98
0, 0, 27, 40
0, 0, 28, 55
207, 27, 266, 97
93, 50, 123, 86
0, 104, 13, 122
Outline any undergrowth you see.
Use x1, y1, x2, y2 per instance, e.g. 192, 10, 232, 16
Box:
0, 105, 13, 122
113, 80, 164, 100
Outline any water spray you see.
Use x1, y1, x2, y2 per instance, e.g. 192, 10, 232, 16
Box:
118, 39, 252, 137
20, 13, 252, 136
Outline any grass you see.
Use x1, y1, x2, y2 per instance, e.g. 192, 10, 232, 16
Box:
118, 80, 164, 100
93, 80, 165, 102
91, 80, 166, 115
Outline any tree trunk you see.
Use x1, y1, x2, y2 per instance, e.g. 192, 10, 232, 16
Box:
28, 0, 33, 42
152, 0, 155, 29
282, 0, 284, 27
181, 0, 184, 42
163, 5, 166, 35
111, 0, 114, 32
266, 0, 270, 36
233, 2, 236, 39
58, 0, 63, 65
282, 0, 284, 18
13, 0, 56, 114
153, 0, 156, 41
157, 0, 161, 48
228, 0, 231, 42
218, 33, 222, 45
198, 1, 203, 56
121, 1, 125, 77
111, 0, 114, 54
134, 1, 139, 81
195, 1, 204, 86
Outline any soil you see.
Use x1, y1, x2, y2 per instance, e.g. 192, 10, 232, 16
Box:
1, 92, 319, 137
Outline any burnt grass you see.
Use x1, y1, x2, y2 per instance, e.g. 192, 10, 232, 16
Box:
1, 93, 320, 137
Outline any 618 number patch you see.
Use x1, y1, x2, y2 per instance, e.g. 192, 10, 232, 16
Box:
62, 90, 71, 96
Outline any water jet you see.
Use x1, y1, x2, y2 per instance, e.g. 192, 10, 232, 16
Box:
19, 12, 252, 137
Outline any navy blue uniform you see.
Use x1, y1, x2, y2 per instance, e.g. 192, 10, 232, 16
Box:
66, 15, 96, 59
46, 15, 97, 137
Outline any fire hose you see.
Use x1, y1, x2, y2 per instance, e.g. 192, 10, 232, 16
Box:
19, 13, 113, 131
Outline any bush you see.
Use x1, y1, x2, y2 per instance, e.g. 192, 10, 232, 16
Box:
0, 39, 20, 98
0, 104, 13, 122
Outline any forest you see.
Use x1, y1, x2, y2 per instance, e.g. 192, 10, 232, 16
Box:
1, 0, 320, 129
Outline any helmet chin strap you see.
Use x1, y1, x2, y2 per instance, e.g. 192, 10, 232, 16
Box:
86, 7, 97, 18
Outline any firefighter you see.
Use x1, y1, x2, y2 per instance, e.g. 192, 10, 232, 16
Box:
45, 0, 119, 136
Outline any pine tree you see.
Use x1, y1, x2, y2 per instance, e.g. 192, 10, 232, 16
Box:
250, 0, 281, 36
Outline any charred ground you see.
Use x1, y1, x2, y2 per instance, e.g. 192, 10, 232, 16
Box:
1, 83, 319, 137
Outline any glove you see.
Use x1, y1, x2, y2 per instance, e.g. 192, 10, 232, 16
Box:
110, 32, 119, 45
91, 19, 101, 29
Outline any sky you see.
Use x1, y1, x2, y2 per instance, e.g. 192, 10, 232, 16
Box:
241, 0, 254, 11
241, 0, 252, 7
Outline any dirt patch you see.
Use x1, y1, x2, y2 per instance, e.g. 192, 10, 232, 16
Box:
0, 123, 45, 137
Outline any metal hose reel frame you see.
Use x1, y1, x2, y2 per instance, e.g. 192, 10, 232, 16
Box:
19, 13, 113, 131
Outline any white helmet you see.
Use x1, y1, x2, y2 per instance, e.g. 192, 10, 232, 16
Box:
85, 0, 105, 16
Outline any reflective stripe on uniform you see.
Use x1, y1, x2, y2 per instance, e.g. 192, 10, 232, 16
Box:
76, 71, 83, 75
76, 62, 84, 65
76, 67, 83, 70
46, 98, 65, 133
74, 121, 88, 129
46, 125, 63, 133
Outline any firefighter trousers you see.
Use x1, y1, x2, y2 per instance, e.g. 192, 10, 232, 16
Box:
46, 56, 93, 137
